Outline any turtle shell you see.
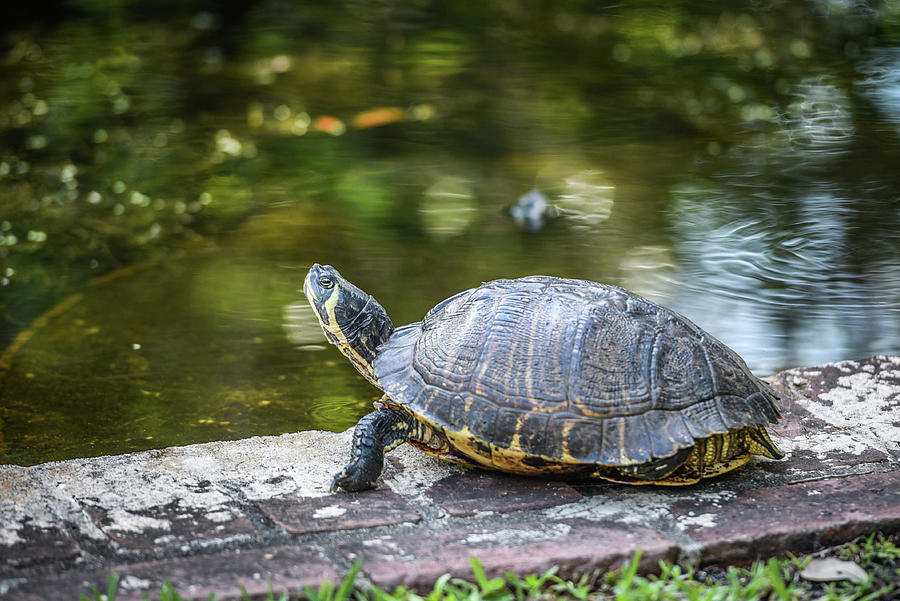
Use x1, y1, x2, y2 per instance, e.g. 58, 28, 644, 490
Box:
373, 276, 781, 474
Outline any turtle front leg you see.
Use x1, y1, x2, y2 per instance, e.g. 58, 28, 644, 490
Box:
331, 408, 433, 492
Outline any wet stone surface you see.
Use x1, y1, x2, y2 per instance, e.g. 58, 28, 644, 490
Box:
1, 356, 899, 600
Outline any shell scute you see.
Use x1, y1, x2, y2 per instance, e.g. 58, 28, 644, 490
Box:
571, 304, 656, 416
490, 408, 550, 456
556, 418, 604, 463
641, 410, 695, 458
653, 322, 716, 408
678, 398, 730, 438
598, 417, 627, 465
460, 395, 500, 442
621, 414, 654, 464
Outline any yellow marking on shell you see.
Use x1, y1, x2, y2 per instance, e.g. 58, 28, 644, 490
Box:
486, 415, 582, 475
443, 429, 494, 468
509, 415, 527, 453
496, 429, 529, 470
559, 420, 577, 461
407, 393, 782, 485
618, 420, 630, 465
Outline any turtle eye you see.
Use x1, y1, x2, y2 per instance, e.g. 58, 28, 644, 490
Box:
318, 275, 334, 289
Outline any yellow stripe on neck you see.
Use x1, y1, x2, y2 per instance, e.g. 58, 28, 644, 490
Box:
316, 286, 380, 388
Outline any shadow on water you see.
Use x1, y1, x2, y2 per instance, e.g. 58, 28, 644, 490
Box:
0, 1, 898, 465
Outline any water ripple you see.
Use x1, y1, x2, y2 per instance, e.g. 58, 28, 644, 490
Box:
858, 48, 900, 134
667, 181, 899, 372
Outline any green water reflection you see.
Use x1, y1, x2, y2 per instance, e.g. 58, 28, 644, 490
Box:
1, 1, 899, 465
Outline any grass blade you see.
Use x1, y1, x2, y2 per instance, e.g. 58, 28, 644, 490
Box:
336, 559, 363, 601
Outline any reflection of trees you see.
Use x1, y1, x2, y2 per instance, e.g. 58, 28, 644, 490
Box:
0, 0, 898, 360
667, 74, 900, 372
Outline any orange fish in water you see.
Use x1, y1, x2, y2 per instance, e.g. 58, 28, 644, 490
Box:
313, 116, 345, 135
352, 107, 405, 129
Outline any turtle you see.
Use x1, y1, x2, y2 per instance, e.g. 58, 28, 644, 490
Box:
303, 263, 784, 492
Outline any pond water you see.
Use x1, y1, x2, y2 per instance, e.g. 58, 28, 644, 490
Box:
1, 1, 899, 466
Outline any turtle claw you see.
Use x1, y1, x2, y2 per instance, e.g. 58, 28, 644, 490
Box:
330, 465, 377, 492
330, 472, 345, 493
330, 409, 415, 492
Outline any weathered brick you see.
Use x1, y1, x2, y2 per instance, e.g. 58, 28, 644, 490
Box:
767, 398, 831, 439
671, 470, 900, 564
0, 523, 81, 571
760, 446, 890, 477
426, 472, 583, 517
5, 546, 337, 601
770, 356, 900, 432
761, 396, 891, 477
340, 519, 677, 591
256, 487, 421, 534
771, 356, 900, 404
83, 501, 256, 550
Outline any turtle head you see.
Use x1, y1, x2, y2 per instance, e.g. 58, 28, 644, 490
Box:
304, 264, 394, 387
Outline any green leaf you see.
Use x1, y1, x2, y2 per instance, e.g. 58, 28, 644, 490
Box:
336, 559, 363, 601
305, 580, 335, 601
106, 573, 120, 601
471, 557, 489, 590
157, 582, 185, 601
613, 550, 642, 595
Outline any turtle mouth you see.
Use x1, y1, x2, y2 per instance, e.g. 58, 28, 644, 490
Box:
303, 263, 343, 333
303, 270, 318, 302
